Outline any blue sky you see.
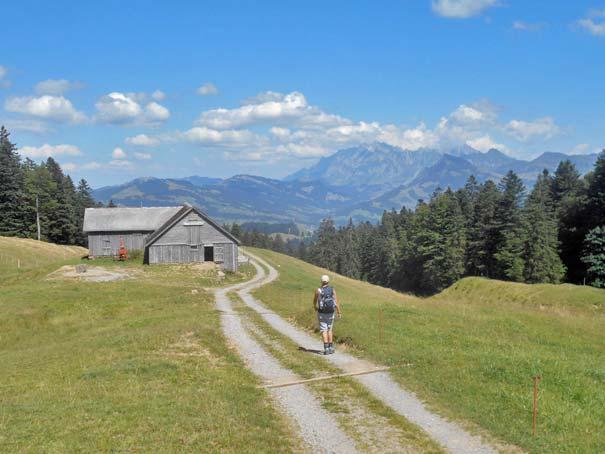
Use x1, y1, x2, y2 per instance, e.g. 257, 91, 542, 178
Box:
1, 0, 604, 187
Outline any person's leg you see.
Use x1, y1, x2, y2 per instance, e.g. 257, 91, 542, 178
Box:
319, 315, 330, 354
327, 329, 334, 353
322, 331, 329, 343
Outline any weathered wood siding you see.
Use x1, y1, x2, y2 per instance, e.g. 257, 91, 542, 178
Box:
148, 211, 238, 270
88, 231, 150, 257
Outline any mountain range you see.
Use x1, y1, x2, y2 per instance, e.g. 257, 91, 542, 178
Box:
93, 143, 600, 226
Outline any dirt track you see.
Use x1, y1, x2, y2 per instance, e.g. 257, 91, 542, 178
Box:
236, 251, 497, 454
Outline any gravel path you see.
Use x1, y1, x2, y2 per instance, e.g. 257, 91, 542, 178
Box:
215, 272, 358, 453
239, 251, 497, 454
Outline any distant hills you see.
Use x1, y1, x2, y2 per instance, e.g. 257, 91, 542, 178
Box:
93, 143, 600, 226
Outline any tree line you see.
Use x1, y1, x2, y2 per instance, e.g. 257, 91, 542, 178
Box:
233, 152, 605, 292
0, 126, 99, 245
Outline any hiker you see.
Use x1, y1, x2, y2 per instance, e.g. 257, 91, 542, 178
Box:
313, 274, 342, 355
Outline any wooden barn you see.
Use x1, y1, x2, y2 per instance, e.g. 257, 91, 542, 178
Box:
83, 205, 240, 271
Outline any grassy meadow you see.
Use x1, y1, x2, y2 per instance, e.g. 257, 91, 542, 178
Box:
250, 248, 605, 454
0, 238, 301, 452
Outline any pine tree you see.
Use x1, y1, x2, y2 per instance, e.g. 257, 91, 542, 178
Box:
309, 218, 338, 270
586, 150, 605, 230
44, 158, 76, 244
271, 234, 286, 253
418, 188, 466, 292
74, 179, 98, 245
551, 160, 587, 283
494, 171, 526, 281
581, 226, 605, 288
0, 126, 26, 236
522, 170, 565, 283
466, 180, 501, 277
335, 219, 360, 279
297, 240, 308, 261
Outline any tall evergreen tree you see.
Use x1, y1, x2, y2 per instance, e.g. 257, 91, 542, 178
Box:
522, 170, 565, 283
0, 126, 26, 236
494, 171, 526, 281
586, 150, 605, 230
581, 226, 605, 288
418, 188, 466, 291
309, 218, 338, 270
336, 219, 361, 279
551, 160, 587, 283
466, 180, 500, 277
44, 158, 76, 244
74, 179, 97, 245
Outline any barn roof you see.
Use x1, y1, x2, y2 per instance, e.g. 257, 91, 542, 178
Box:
83, 206, 182, 232
145, 205, 241, 246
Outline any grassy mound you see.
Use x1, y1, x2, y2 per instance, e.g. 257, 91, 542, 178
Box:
0, 241, 300, 452
0, 236, 87, 280
250, 248, 605, 454
438, 276, 604, 313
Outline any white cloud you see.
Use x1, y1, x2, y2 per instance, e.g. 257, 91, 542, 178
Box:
512, 21, 545, 31
466, 135, 509, 153
504, 117, 560, 142
197, 91, 348, 130
5, 95, 86, 123
145, 101, 170, 122
19, 143, 81, 158
450, 103, 497, 124
197, 82, 219, 96
125, 134, 160, 147
432, 0, 498, 18
151, 90, 166, 101
576, 9, 605, 36
577, 18, 605, 36
35, 79, 83, 95
134, 152, 152, 160
161, 90, 561, 162
94, 92, 170, 126
269, 126, 291, 139
112, 147, 127, 159
183, 126, 262, 147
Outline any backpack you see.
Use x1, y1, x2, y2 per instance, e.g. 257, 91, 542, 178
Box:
318, 287, 336, 313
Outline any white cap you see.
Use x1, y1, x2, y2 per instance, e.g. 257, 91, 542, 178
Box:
321, 274, 330, 283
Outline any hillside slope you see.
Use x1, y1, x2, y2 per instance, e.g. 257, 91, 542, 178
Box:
250, 248, 605, 454
0, 241, 301, 452
0, 236, 86, 279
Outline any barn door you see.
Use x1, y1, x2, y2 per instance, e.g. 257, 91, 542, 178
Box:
214, 245, 224, 263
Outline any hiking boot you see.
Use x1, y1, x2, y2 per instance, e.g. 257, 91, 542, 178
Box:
328, 347, 335, 354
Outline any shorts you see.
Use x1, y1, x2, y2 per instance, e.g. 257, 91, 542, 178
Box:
318, 312, 335, 332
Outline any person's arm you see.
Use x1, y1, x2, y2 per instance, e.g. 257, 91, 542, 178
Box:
312, 289, 319, 311
333, 289, 342, 317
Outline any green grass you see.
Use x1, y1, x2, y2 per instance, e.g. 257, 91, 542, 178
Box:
249, 248, 605, 454
0, 238, 302, 452
0, 237, 86, 282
